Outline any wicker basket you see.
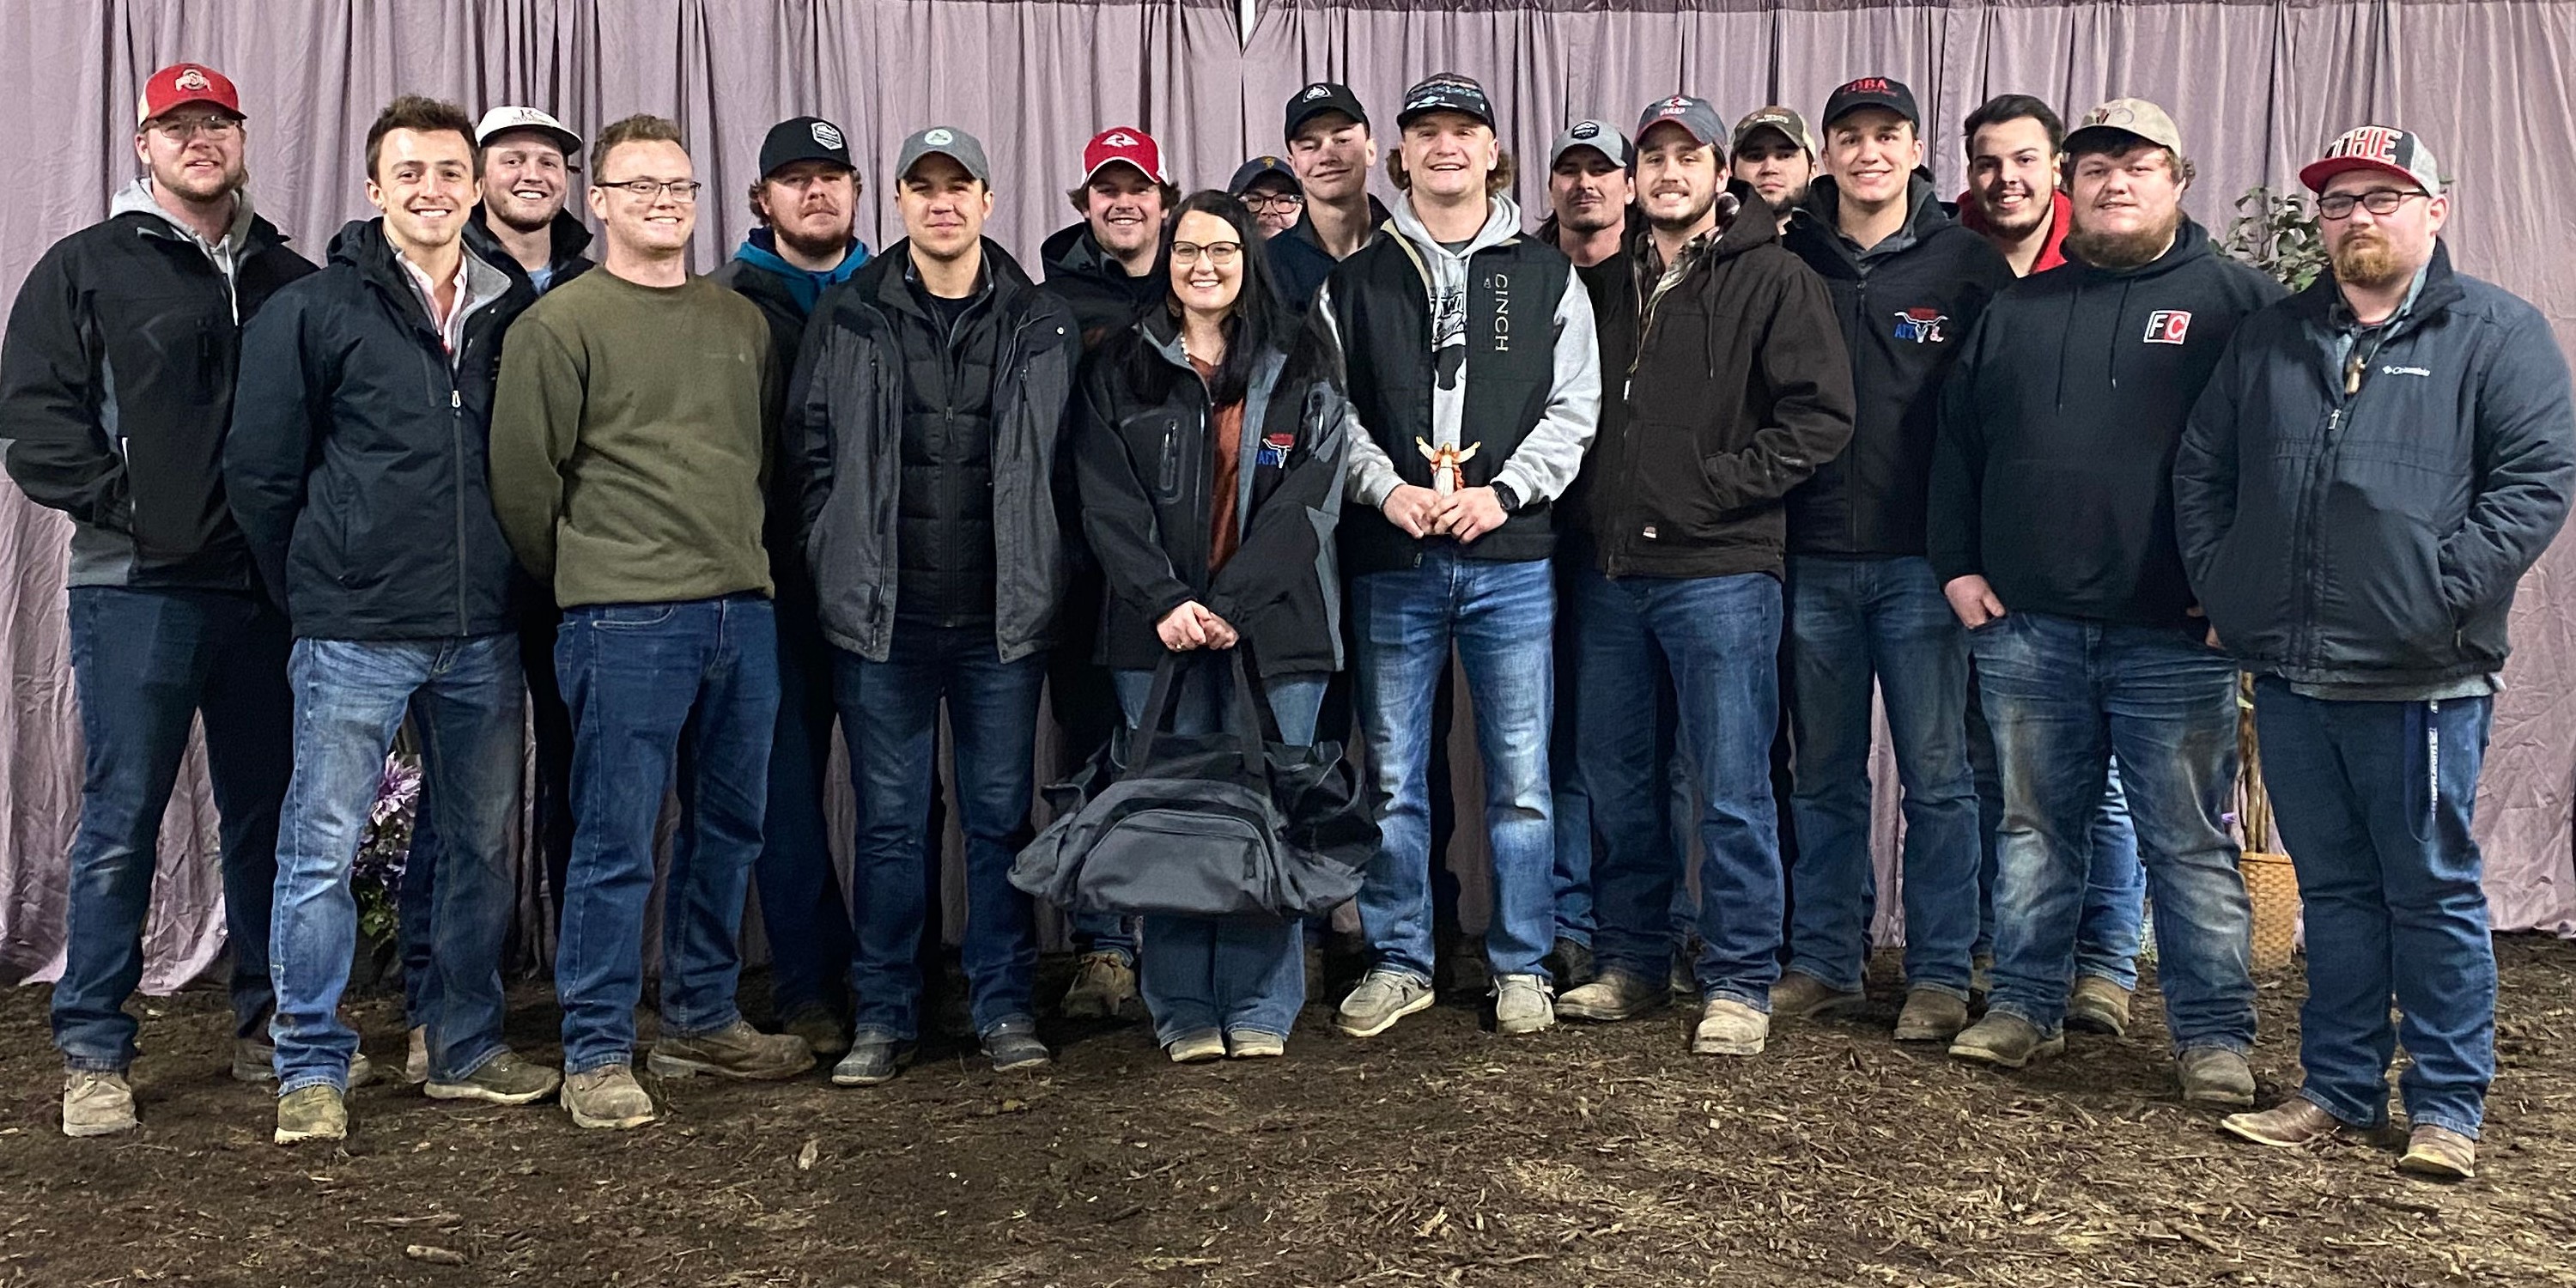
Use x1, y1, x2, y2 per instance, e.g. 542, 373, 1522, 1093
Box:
2242, 851, 2301, 971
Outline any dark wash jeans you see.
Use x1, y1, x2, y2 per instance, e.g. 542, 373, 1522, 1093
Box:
53, 587, 290, 1072
554, 595, 780, 1073
836, 622, 1048, 1042
2253, 680, 2496, 1139
1970, 611, 2255, 1053
752, 593, 852, 1019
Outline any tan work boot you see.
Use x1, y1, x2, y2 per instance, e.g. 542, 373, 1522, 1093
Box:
2220, 1097, 2349, 1148
1770, 971, 1864, 1019
1060, 951, 1139, 1020
2397, 1126, 2476, 1181
1948, 1012, 2064, 1069
63, 1070, 137, 1138
2065, 975, 2134, 1037
563, 1065, 656, 1130
404, 1026, 428, 1084
1692, 998, 1768, 1056
2178, 1048, 2257, 1108
1893, 988, 1971, 1042
274, 1085, 347, 1145
647, 1019, 815, 1080
1558, 969, 1668, 1023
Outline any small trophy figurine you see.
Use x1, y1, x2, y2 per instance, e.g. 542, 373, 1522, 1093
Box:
1416, 438, 1480, 496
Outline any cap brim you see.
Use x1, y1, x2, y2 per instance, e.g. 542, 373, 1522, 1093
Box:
2298, 155, 2421, 194
482, 125, 582, 155
901, 148, 987, 183
2063, 124, 2171, 155
1080, 157, 1160, 185
1732, 123, 1801, 151
143, 94, 243, 125
1551, 141, 1619, 167
1397, 105, 1494, 129
1285, 105, 1364, 137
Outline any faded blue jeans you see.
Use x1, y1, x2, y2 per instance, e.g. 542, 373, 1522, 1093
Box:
270, 635, 523, 1092
1970, 665, 2145, 989
2254, 681, 2495, 1139
1351, 548, 1557, 982
1971, 611, 2254, 1052
1576, 568, 1785, 1009
554, 595, 780, 1073
1114, 660, 1327, 1045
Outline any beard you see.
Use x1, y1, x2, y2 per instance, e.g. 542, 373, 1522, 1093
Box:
1558, 202, 1620, 234
2329, 230, 2406, 289
1645, 188, 1717, 234
2064, 206, 2182, 270
156, 155, 246, 205
1975, 185, 2047, 236
775, 220, 851, 262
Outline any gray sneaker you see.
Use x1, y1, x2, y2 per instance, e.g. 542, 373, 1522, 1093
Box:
830, 1034, 912, 1086
1558, 969, 1668, 1023
63, 1070, 137, 1138
273, 1085, 347, 1146
426, 1050, 562, 1105
648, 1019, 815, 1080
981, 1017, 1053, 1072
1335, 969, 1434, 1038
1492, 973, 1556, 1036
1949, 1012, 2065, 1069
563, 1065, 655, 1130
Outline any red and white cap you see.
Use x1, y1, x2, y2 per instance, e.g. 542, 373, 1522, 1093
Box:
138, 63, 242, 127
1081, 126, 1168, 185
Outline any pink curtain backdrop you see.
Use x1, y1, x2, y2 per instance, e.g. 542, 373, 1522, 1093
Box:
3, 0, 2571, 990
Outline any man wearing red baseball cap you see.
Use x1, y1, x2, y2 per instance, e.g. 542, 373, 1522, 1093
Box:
1, 60, 319, 1137
2182, 126, 2576, 1182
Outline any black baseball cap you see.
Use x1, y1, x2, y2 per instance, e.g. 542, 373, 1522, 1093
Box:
1285, 82, 1369, 141
759, 116, 854, 179
1229, 155, 1301, 195
1398, 73, 1495, 130
1821, 76, 1920, 131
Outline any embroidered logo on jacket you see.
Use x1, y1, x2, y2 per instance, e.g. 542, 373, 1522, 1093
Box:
2142, 311, 2193, 344
1892, 307, 1947, 343
1257, 431, 1296, 468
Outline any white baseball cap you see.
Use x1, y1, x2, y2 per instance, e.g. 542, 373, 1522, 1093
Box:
474, 106, 582, 155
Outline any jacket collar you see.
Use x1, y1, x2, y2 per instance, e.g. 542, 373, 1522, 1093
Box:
329, 216, 519, 337
2295, 238, 2463, 326
1287, 195, 1392, 259
112, 176, 280, 254
464, 205, 592, 280
2066, 215, 2216, 281
859, 237, 1037, 322
1791, 172, 1948, 268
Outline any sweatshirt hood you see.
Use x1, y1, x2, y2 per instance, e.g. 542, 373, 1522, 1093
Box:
113, 176, 257, 246
731, 226, 870, 314
1387, 191, 1526, 258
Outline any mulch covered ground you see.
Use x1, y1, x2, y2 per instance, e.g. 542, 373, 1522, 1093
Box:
2, 936, 2570, 1287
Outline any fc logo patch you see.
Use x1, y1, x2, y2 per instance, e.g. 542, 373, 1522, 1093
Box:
2143, 311, 2192, 344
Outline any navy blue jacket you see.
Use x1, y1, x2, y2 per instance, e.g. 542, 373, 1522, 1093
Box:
2175, 243, 2576, 687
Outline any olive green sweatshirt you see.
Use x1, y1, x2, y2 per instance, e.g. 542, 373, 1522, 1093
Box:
489, 269, 777, 607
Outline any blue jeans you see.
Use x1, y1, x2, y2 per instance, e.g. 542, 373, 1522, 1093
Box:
837, 623, 1047, 1042
270, 635, 523, 1092
1352, 549, 1556, 981
554, 595, 780, 1073
1548, 552, 1596, 946
2254, 681, 2495, 1138
52, 588, 290, 1071
1114, 660, 1327, 1044
1784, 556, 1980, 998
754, 598, 851, 1018
1971, 611, 2254, 1051
1576, 567, 1784, 1008
1970, 665, 2146, 987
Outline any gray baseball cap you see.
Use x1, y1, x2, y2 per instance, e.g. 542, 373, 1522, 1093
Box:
896, 125, 991, 184
1550, 119, 1631, 169
2064, 98, 2184, 157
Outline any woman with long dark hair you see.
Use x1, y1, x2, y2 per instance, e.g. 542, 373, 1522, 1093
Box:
1072, 190, 1352, 1061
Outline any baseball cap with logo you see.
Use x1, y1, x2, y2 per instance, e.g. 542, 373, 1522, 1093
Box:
1549, 120, 1631, 169
896, 125, 992, 185
1635, 95, 1728, 152
1229, 155, 1301, 195
2064, 98, 2185, 157
1732, 106, 1818, 157
1285, 82, 1370, 141
1398, 74, 1496, 130
475, 106, 582, 155
1821, 76, 1919, 131
1081, 126, 1169, 185
138, 63, 242, 127
2300, 125, 2442, 197
759, 116, 854, 179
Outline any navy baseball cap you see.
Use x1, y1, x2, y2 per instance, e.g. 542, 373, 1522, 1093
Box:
1229, 155, 1301, 195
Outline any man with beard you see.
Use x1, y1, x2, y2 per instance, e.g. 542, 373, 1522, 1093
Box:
1041, 126, 1175, 349
1729, 106, 1816, 233
2182, 128, 2574, 1182
1552, 94, 1852, 1058
1539, 121, 1631, 269
1321, 73, 1600, 1042
714, 116, 871, 1058
1954, 89, 2149, 1046
1928, 100, 2281, 1103
1773, 77, 2010, 1043
3, 62, 316, 1138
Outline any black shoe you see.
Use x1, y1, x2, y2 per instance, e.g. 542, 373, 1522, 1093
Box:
829, 1034, 913, 1087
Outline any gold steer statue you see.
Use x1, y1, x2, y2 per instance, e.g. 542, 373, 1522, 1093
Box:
1416, 438, 1480, 497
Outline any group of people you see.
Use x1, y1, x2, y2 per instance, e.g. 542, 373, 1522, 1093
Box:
5, 61, 2567, 1188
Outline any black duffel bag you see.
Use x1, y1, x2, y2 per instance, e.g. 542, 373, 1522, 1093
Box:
1011, 647, 1376, 920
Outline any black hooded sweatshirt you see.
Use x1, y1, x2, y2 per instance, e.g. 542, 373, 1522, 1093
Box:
1927, 218, 2285, 628
1040, 221, 1166, 352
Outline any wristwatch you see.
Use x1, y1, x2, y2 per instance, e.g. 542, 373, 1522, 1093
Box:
1490, 481, 1522, 513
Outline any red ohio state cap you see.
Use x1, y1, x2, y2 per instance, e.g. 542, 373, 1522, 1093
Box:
1081, 126, 1168, 185
138, 63, 243, 127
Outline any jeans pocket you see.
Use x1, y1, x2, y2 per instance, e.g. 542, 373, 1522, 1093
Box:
584, 603, 680, 630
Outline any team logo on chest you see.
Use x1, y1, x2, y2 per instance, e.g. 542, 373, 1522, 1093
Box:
1891, 307, 1947, 343
2143, 310, 2193, 344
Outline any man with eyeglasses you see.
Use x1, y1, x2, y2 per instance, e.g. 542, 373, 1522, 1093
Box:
2180, 127, 2574, 1182
490, 113, 814, 1130
3, 61, 316, 1139
714, 115, 871, 1060
1231, 155, 1334, 307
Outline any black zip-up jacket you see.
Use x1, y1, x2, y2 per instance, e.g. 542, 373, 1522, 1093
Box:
1040, 222, 1166, 353
1577, 183, 1856, 580
0, 191, 314, 591
1782, 176, 2013, 558
2176, 243, 2576, 688
1929, 219, 2285, 628
788, 240, 1081, 663
1264, 228, 1338, 310
1075, 312, 1353, 675
225, 220, 534, 640
462, 205, 592, 297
